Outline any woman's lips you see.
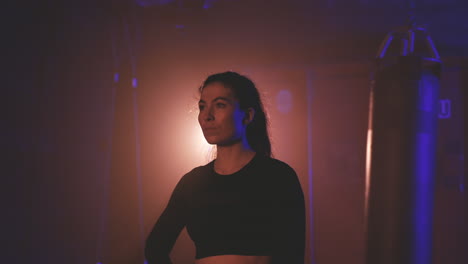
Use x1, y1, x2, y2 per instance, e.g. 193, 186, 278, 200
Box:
203, 127, 217, 133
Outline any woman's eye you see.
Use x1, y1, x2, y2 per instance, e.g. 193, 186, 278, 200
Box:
199, 105, 205, 111
216, 103, 226, 108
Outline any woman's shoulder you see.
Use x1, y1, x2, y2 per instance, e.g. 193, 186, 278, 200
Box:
256, 156, 303, 193
253, 156, 298, 184
258, 156, 296, 173
179, 160, 214, 184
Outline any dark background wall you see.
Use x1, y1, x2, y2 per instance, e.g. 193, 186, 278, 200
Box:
3, 0, 466, 263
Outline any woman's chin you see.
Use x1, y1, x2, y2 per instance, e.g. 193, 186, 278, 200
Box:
204, 137, 220, 145
204, 135, 241, 146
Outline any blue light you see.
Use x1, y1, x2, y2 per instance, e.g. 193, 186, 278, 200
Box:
135, 0, 175, 7
276, 89, 293, 114
438, 99, 451, 119
412, 132, 435, 264
411, 73, 438, 264
203, 1, 212, 9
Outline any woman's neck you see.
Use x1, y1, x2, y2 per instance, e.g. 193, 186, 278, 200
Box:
214, 142, 256, 175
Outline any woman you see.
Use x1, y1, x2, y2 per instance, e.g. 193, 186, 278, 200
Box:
145, 71, 305, 264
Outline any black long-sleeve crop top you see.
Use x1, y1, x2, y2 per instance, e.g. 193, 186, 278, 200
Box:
145, 154, 305, 264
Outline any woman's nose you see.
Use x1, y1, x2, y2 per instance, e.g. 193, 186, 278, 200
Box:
206, 110, 214, 121
202, 107, 214, 121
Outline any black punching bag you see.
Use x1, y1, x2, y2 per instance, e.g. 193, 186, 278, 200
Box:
365, 54, 441, 264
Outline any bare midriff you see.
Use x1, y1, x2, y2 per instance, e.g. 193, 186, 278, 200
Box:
195, 255, 272, 264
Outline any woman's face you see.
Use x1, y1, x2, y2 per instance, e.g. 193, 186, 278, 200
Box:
198, 82, 246, 145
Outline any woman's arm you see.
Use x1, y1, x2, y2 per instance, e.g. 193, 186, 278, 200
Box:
145, 175, 190, 264
272, 164, 306, 264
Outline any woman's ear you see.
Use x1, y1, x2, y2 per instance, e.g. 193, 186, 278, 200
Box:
243, 107, 255, 125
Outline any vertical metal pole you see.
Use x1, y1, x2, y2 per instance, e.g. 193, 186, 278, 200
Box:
96, 22, 120, 264
306, 69, 316, 264
102, 3, 145, 262
123, 6, 146, 260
